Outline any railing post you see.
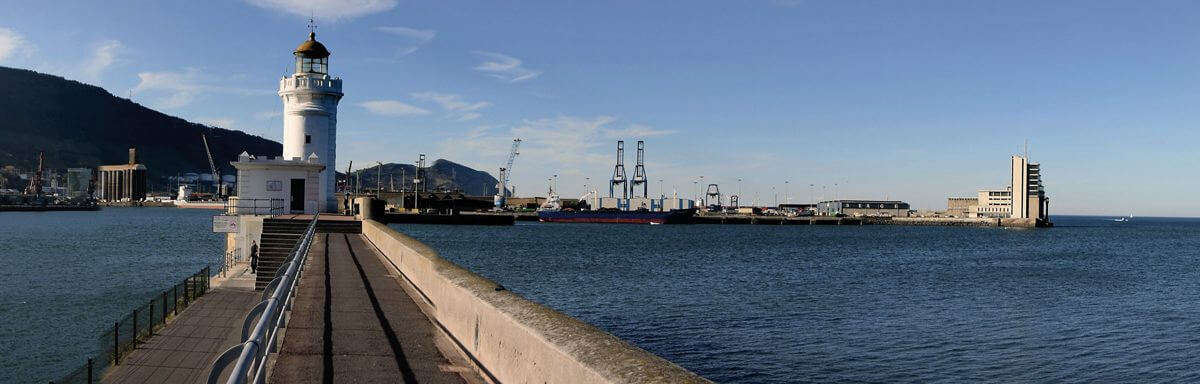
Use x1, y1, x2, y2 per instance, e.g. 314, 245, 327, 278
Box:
149, 300, 155, 337
113, 321, 119, 365
132, 309, 138, 349
173, 285, 178, 315
184, 277, 190, 307
87, 357, 93, 384
162, 291, 168, 323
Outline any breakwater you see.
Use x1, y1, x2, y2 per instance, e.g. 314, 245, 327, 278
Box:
361, 218, 710, 383
689, 214, 1048, 227
398, 216, 1200, 383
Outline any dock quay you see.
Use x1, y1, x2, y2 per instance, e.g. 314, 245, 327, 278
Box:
0, 204, 99, 212
99, 202, 707, 383
688, 214, 1049, 227
382, 212, 515, 226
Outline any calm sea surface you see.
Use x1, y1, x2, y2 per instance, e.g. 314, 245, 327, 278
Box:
3, 211, 1198, 383
0, 208, 223, 383
397, 216, 1200, 383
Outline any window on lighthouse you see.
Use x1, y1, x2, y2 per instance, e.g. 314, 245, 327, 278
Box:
296, 56, 328, 74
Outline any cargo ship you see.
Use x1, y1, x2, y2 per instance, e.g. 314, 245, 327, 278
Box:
537, 208, 696, 224
536, 191, 695, 224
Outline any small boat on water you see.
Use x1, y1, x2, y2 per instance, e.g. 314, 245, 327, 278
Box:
1113, 214, 1133, 222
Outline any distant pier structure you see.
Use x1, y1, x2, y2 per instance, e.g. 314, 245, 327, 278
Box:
1011, 154, 1049, 222
943, 150, 1051, 227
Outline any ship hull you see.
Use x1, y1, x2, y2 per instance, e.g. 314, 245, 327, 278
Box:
537, 209, 695, 224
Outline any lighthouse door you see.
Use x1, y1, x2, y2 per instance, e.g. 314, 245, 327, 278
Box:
290, 178, 305, 212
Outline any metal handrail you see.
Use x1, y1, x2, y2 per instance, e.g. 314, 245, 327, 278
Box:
208, 214, 319, 384
225, 197, 285, 216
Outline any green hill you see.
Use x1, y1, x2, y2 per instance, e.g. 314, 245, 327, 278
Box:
0, 66, 499, 195
0, 66, 280, 191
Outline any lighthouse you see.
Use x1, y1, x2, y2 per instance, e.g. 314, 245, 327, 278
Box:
279, 30, 343, 212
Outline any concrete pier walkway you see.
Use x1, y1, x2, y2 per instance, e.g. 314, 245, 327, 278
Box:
269, 233, 470, 383
101, 276, 259, 384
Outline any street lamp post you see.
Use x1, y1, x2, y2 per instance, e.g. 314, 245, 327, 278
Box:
785, 180, 790, 205
375, 161, 383, 197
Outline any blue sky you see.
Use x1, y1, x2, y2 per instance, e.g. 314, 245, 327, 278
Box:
2, 0, 1199, 216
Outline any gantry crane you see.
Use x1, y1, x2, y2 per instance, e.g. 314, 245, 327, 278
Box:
609, 141, 628, 198
494, 138, 521, 210
630, 140, 648, 198
201, 133, 221, 197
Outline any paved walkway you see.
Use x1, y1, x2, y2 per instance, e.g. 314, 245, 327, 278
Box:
101, 279, 260, 383
270, 233, 468, 384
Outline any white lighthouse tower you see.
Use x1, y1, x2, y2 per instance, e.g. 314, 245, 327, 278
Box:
280, 30, 343, 212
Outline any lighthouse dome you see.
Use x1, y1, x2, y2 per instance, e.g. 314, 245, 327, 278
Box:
294, 31, 330, 58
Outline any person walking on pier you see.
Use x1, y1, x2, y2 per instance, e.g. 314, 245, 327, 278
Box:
250, 241, 259, 274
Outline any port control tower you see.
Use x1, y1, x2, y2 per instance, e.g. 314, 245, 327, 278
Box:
279, 30, 343, 212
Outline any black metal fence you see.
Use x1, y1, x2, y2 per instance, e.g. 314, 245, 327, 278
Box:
51, 266, 212, 384
224, 197, 284, 216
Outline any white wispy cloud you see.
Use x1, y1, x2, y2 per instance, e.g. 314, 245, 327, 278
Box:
132, 68, 271, 109
0, 28, 32, 63
433, 115, 683, 197
79, 40, 121, 83
602, 124, 678, 138
440, 116, 616, 176
772, 0, 807, 7
254, 110, 283, 120
376, 26, 435, 56
470, 51, 541, 83
410, 91, 490, 121
465, 125, 493, 139
245, 0, 398, 21
360, 100, 432, 116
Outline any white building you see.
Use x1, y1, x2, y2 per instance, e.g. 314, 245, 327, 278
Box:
1011, 154, 1049, 220
220, 29, 343, 267
231, 30, 342, 214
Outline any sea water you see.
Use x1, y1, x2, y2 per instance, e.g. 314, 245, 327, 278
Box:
0, 207, 224, 382
398, 216, 1200, 383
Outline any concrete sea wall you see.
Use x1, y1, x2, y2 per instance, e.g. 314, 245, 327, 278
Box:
361, 219, 710, 384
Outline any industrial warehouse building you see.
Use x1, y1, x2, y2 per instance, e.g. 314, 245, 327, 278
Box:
817, 200, 911, 217
96, 148, 147, 202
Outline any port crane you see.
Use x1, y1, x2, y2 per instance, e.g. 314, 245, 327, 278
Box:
24, 150, 44, 197
609, 141, 628, 198
630, 141, 648, 198
706, 184, 722, 209
494, 138, 521, 210
201, 133, 221, 197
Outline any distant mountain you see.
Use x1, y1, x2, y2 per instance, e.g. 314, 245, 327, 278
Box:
0, 66, 499, 195
0, 66, 280, 190
346, 159, 499, 196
